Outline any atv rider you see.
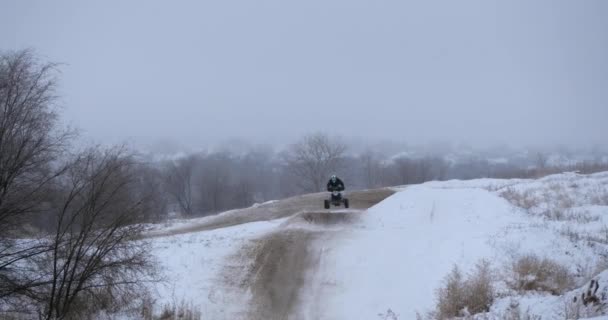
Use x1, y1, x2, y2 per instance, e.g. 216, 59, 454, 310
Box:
326, 175, 345, 202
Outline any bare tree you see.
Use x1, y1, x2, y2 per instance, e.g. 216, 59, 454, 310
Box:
197, 153, 231, 213
8, 147, 159, 319
536, 152, 548, 172
133, 163, 169, 222
0, 50, 71, 231
0, 50, 72, 302
240, 148, 275, 202
283, 133, 347, 193
360, 150, 382, 189
0, 51, 157, 318
163, 155, 198, 216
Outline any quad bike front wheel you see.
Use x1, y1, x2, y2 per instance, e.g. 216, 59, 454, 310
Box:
344, 198, 349, 208
324, 199, 330, 209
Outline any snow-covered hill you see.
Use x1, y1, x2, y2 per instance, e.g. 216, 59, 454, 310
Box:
143, 172, 608, 319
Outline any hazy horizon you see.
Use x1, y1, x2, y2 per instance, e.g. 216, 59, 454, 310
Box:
2, 0, 607, 151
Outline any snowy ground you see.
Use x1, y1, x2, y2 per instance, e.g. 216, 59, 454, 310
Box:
148, 219, 286, 318
142, 172, 608, 319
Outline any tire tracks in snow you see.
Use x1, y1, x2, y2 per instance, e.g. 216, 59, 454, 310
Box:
241, 211, 361, 319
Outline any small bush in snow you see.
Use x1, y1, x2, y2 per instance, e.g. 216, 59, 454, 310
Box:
498, 182, 602, 223
560, 226, 608, 249
138, 298, 201, 320
499, 188, 539, 211
378, 308, 399, 320
565, 279, 608, 319
507, 254, 574, 295
590, 186, 608, 206
493, 299, 542, 320
436, 266, 466, 318
436, 260, 494, 319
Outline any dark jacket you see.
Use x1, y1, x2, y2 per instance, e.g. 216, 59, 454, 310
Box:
327, 177, 345, 192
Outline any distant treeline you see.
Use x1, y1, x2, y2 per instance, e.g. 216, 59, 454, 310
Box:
150, 138, 608, 219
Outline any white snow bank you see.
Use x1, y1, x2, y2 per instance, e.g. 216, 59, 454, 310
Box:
308, 186, 535, 319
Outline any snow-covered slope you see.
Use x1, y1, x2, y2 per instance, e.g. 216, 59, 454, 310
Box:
309, 186, 529, 318
144, 172, 608, 319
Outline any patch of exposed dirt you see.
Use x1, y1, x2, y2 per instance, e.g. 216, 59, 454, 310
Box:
239, 210, 363, 319
242, 229, 320, 320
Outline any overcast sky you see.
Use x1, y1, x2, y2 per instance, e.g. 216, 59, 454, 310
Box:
2, 0, 607, 150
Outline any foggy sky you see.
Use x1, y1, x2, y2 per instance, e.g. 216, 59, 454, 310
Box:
2, 0, 607, 150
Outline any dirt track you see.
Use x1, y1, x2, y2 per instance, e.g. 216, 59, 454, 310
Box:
242, 211, 361, 320
149, 188, 394, 319
146, 188, 394, 238
216, 190, 393, 319
244, 229, 319, 319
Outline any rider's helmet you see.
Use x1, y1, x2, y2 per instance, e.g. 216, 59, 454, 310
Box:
330, 175, 337, 183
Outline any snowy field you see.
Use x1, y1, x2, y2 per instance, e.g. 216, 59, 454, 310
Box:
143, 172, 608, 319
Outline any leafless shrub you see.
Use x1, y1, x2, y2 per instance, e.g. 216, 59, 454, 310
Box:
554, 187, 575, 209
590, 187, 608, 206
378, 308, 399, 320
140, 294, 156, 320
503, 307, 541, 320
360, 150, 384, 189
415, 311, 434, 320
500, 184, 600, 223
155, 300, 201, 320
572, 255, 608, 288
494, 299, 541, 320
435, 260, 494, 319
542, 208, 598, 223
136, 296, 202, 320
563, 209, 600, 223
162, 151, 268, 216
565, 279, 608, 319
499, 188, 538, 211
507, 254, 574, 295
135, 164, 170, 222
164, 155, 199, 216
581, 279, 602, 306
535, 153, 548, 172
436, 265, 466, 318
561, 227, 584, 243
563, 224, 608, 246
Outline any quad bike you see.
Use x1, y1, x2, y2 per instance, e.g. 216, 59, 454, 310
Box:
324, 191, 349, 209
